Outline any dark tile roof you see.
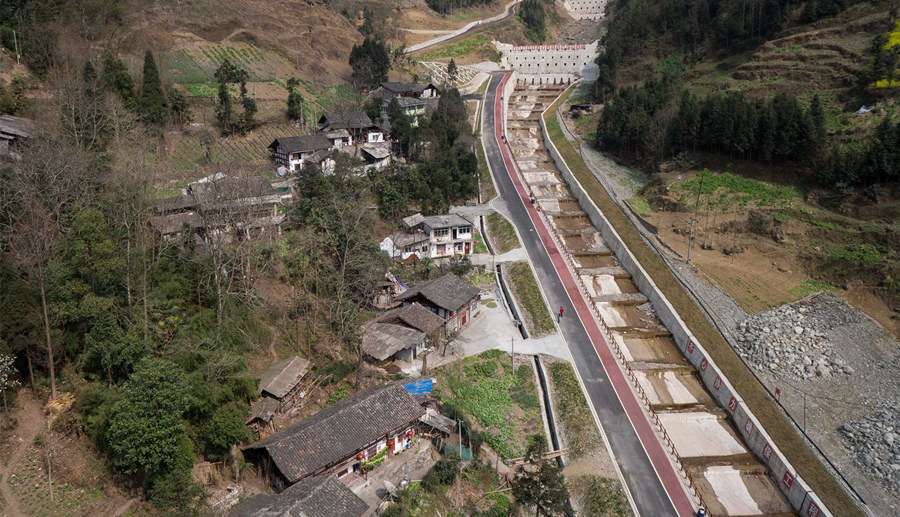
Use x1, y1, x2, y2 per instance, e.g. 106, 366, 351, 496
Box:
154, 195, 196, 214
0, 115, 33, 139
188, 176, 278, 208
381, 82, 434, 96
378, 302, 445, 334
245, 384, 424, 483
229, 475, 368, 517
398, 274, 480, 313
268, 135, 331, 155
362, 322, 424, 361
259, 357, 310, 399
319, 111, 374, 130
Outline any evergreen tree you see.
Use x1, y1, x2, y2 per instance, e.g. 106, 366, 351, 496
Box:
520, 0, 547, 43
286, 77, 304, 123
138, 50, 167, 125
168, 88, 190, 125
360, 6, 376, 37
215, 78, 233, 134
447, 58, 458, 85
101, 53, 136, 109
809, 94, 826, 152
349, 37, 391, 91
430, 87, 468, 149
512, 435, 569, 516
214, 59, 255, 135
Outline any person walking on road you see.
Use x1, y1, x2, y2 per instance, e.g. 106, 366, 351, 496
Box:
557, 306, 565, 323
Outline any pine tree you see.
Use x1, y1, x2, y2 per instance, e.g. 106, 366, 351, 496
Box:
101, 54, 136, 109
447, 59, 458, 85
349, 37, 391, 91
286, 77, 304, 123
512, 435, 569, 516
168, 88, 190, 126
138, 50, 168, 125
809, 94, 826, 153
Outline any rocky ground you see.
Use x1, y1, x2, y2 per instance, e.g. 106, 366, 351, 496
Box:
840, 402, 900, 496
734, 294, 860, 380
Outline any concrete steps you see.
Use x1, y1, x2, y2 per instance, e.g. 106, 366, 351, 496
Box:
592, 292, 649, 306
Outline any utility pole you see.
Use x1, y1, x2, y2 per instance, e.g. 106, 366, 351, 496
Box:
13, 30, 20, 64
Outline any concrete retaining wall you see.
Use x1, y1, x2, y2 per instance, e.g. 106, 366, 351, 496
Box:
495, 41, 600, 79
563, 0, 607, 20
539, 89, 832, 517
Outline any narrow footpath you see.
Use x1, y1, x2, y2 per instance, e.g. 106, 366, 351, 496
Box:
481, 73, 696, 517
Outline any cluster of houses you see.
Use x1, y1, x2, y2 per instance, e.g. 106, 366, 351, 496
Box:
268, 81, 439, 177
234, 268, 481, 515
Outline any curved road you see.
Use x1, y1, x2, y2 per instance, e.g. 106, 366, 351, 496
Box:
481, 73, 696, 517
404, 0, 522, 54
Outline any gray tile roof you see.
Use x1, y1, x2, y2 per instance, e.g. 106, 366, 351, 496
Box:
362, 322, 425, 361
229, 475, 368, 517
397, 274, 480, 313
269, 135, 331, 155
402, 213, 425, 229
0, 115, 33, 139
319, 111, 374, 130
245, 384, 424, 483
381, 82, 434, 96
247, 397, 280, 424
259, 357, 311, 399
421, 214, 472, 230
377, 302, 445, 335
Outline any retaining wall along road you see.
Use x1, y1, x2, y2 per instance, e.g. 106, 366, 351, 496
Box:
539, 86, 832, 517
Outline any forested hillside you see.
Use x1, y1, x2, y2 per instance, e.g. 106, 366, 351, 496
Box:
588, 0, 899, 322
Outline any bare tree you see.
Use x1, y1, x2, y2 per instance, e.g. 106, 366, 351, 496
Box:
2, 129, 91, 399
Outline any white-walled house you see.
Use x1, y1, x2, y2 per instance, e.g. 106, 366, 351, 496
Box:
318, 111, 384, 145
381, 213, 475, 260
268, 135, 332, 173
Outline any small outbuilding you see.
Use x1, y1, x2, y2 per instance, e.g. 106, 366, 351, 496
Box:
229, 474, 368, 517
362, 322, 426, 365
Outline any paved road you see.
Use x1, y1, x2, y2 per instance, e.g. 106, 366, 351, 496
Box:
481, 73, 694, 517
404, 0, 521, 54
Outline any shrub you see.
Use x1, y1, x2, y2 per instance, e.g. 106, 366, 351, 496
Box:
201, 403, 250, 460
422, 457, 460, 490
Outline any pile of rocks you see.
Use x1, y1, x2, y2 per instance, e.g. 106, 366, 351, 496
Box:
733, 294, 858, 380
840, 403, 900, 493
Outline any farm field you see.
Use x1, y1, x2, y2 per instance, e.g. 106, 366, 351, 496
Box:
432, 350, 543, 459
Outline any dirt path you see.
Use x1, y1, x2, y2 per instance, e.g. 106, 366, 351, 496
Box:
0, 390, 46, 517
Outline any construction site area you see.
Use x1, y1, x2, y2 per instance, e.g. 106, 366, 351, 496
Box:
498, 79, 808, 516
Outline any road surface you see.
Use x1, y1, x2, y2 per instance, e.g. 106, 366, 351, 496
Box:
480, 72, 696, 517
404, 0, 522, 54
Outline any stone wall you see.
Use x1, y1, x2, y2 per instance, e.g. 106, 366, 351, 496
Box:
538, 85, 835, 517
495, 41, 600, 80
563, 0, 607, 20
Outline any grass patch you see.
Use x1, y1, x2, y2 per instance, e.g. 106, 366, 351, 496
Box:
473, 228, 489, 254
543, 86, 864, 517
477, 138, 497, 202
678, 169, 798, 209
570, 475, 633, 517
417, 34, 496, 61
485, 212, 519, 254
316, 361, 355, 385
386, 462, 511, 516
433, 351, 542, 459
625, 196, 651, 217
9, 446, 105, 516
548, 362, 601, 458
789, 279, 838, 299
506, 262, 555, 337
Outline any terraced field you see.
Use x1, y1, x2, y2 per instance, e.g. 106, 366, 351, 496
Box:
167, 122, 300, 175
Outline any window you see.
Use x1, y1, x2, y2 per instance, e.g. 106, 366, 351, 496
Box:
455, 243, 464, 252
456, 226, 471, 236
434, 228, 449, 239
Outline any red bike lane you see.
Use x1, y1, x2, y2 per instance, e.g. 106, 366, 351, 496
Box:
492, 73, 696, 517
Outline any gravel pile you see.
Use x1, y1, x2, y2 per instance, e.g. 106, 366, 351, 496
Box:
840, 403, 900, 494
734, 294, 860, 380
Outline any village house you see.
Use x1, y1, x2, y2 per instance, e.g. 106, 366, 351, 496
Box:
377, 82, 440, 128
318, 111, 384, 144
361, 322, 426, 366
243, 383, 425, 491
150, 174, 283, 243
247, 356, 311, 436
229, 474, 367, 517
268, 135, 332, 174
397, 274, 480, 333
0, 114, 33, 160
381, 213, 475, 260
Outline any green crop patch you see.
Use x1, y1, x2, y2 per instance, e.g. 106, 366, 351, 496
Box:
678, 169, 798, 209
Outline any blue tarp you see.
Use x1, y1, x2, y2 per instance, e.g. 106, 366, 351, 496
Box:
403, 378, 433, 395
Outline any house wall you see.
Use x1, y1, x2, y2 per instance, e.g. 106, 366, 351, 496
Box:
427, 224, 473, 259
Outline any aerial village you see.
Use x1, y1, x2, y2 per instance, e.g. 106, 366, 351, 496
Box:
1, 1, 899, 517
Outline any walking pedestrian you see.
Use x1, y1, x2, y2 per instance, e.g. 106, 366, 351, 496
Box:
557, 306, 564, 323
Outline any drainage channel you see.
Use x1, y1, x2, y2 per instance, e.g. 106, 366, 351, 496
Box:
533, 355, 563, 467
495, 264, 528, 339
